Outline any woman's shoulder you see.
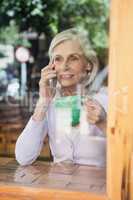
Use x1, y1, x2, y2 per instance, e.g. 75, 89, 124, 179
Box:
98, 86, 108, 94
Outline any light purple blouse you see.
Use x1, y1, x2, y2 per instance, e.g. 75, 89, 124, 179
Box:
15, 87, 108, 167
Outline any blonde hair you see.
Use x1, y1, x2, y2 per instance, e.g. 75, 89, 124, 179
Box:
48, 28, 99, 87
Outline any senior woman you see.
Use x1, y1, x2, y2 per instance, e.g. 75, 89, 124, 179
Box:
15, 28, 108, 167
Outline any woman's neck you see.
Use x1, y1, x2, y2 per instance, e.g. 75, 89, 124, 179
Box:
61, 85, 78, 96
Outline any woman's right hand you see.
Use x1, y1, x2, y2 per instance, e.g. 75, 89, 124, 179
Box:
39, 63, 56, 102
32, 63, 56, 121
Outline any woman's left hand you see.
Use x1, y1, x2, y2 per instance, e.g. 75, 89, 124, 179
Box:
85, 98, 106, 125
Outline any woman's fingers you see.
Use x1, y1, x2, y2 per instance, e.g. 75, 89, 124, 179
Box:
41, 62, 55, 72
86, 109, 100, 123
41, 70, 56, 79
85, 101, 101, 114
85, 99, 105, 124
86, 113, 100, 124
41, 64, 51, 72
85, 99, 100, 107
86, 109, 100, 118
39, 73, 56, 86
40, 64, 56, 85
39, 63, 56, 99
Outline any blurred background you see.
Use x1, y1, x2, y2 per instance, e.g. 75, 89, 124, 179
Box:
0, 0, 109, 160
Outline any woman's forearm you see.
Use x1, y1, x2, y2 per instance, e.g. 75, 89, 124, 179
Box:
15, 116, 47, 166
15, 97, 49, 165
32, 98, 49, 121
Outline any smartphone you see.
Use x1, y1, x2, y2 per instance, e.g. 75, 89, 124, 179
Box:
49, 59, 57, 88
49, 76, 57, 88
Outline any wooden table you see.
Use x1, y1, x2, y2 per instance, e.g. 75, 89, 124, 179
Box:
0, 157, 106, 200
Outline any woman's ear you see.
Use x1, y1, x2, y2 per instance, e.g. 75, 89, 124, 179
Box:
86, 63, 92, 74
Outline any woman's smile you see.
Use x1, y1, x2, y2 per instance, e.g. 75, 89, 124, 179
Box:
60, 73, 74, 79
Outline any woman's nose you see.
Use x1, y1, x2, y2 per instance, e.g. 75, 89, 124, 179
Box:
62, 60, 70, 70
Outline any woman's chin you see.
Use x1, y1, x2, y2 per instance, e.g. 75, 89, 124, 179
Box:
60, 81, 77, 88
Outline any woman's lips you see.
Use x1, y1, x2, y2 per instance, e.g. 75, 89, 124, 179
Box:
60, 74, 74, 79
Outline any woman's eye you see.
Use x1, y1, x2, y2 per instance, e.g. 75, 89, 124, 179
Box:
54, 57, 62, 62
70, 56, 79, 61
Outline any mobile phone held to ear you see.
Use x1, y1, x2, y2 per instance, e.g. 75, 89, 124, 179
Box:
49, 61, 57, 88
49, 76, 57, 88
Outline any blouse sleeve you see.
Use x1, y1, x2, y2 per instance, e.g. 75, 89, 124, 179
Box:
91, 86, 108, 136
15, 116, 48, 166
92, 86, 108, 113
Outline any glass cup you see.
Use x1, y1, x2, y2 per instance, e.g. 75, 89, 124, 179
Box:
51, 84, 91, 140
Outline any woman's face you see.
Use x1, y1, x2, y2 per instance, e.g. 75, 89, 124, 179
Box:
52, 40, 91, 88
